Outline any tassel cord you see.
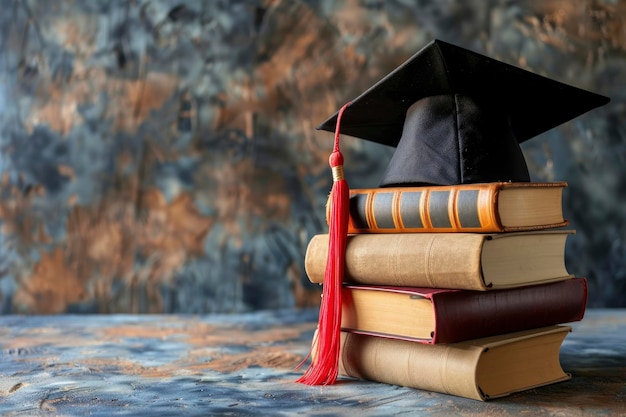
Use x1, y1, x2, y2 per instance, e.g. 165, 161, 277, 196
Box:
297, 102, 351, 385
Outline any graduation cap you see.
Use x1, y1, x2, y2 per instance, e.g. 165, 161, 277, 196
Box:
296, 39, 609, 387
317, 39, 610, 187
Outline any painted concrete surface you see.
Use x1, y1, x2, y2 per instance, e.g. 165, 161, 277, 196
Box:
0, 309, 624, 416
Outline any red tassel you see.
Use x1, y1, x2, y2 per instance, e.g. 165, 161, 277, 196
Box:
297, 102, 351, 385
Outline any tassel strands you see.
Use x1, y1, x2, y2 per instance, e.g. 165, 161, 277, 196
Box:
297, 102, 351, 385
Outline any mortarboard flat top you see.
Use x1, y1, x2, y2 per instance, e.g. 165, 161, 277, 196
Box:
317, 39, 610, 186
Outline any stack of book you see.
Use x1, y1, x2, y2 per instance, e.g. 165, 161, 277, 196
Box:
304, 181, 587, 401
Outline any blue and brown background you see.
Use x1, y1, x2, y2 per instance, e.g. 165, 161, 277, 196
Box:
0, 0, 624, 314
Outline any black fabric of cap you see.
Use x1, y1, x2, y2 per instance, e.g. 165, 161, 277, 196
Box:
317, 39, 610, 186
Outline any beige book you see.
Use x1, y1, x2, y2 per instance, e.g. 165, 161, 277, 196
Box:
337, 325, 572, 401
305, 231, 573, 290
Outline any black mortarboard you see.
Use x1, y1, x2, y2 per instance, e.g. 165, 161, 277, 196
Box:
317, 39, 610, 187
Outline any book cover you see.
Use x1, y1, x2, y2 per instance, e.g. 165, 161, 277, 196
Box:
328, 182, 568, 234
337, 326, 572, 401
341, 277, 587, 343
305, 231, 574, 290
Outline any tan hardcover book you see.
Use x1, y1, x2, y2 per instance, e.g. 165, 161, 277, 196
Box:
328, 182, 567, 234
305, 231, 573, 290
337, 326, 572, 401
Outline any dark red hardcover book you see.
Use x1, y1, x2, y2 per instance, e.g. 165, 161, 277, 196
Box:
341, 277, 587, 344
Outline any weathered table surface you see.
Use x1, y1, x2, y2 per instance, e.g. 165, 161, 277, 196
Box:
0, 309, 624, 416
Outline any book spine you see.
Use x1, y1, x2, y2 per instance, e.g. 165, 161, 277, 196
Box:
332, 184, 504, 233
339, 331, 484, 400
431, 278, 587, 343
328, 183, 567, 233
305, 233, 488, 290
337, 327, 571, 400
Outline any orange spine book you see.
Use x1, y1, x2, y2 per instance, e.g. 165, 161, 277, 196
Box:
327, 181, 568, 233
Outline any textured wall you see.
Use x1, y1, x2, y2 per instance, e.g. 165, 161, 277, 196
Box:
0, 0, 623, 314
